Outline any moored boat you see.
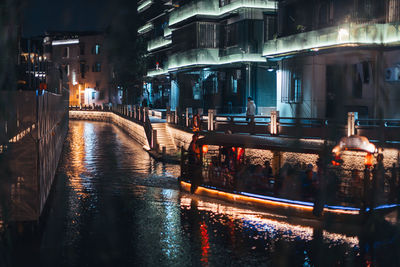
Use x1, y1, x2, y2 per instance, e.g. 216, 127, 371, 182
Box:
179, 133, 399, 224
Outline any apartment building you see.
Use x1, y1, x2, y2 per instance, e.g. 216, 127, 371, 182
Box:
44, 32, 114, 106
139, 0, 278, 114
264, 0, 400, 119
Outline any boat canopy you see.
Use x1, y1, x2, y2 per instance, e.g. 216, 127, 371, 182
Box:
332, 135, 377, 154
196, 133, 325, 154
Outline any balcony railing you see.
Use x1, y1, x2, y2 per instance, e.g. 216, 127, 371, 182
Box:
147, 48, 265, 76
137, 0, 153, 12
263, 23, 400, 58
169, 0, 276, 27
147, 36, 172, 52
138, 22, 154, 34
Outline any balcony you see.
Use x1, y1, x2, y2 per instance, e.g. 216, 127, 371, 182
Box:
147, 48, 265, 76
148, 68, 169, 77
137, 0, 153, 13
138, 22, 154, 34
263, 23, 400, 58
169, 0, 276, 27
147, 36, 172, 52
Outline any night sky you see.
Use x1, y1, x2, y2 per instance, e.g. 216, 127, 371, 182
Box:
22, 0, 112, 37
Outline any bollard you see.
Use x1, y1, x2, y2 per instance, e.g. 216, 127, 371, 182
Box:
138, 107, 142, 121
175, 109, 179, 124
208, 109, 215, 131
186, 108, 190, 127
133, 105, 137, 119
347, 112, 358, 136
270, 110, 279, 135
166, 106, 171, 123
144, 107, 149, 123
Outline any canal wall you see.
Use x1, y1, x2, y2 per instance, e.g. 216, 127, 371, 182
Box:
0, 91, 69, 222
69, 111, 400, 173
69, 110, 150, 147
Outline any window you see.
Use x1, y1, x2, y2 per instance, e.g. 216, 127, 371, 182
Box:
65, 64, 70, 76
92, 44, 101, 55
225, 23, 238, 47
264, 15, 277, 42
92, 62, 101, 72
281, 69, 302, 103
80, 62, 86, 78
63, 47, 69, 58
92, 92, 96, 100
80, 43, 85, 55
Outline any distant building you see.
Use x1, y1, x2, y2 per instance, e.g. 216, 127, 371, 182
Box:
264, 0, 400, 119
139, 0, 278, 114
44, 32, 114, 106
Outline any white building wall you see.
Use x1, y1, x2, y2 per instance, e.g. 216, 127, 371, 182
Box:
276, 49, 400, 119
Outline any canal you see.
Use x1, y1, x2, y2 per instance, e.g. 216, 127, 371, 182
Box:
4, 120, 400, 266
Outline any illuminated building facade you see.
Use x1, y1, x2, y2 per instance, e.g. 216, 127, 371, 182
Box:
264, 0, 400, 119
140, 0, 278, 114
45, 32, 113, 106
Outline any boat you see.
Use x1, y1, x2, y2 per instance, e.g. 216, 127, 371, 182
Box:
179, 133, 400, 224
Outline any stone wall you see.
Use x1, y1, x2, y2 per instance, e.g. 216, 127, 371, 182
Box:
167, 125, 193, 150
69, 111, 149, 147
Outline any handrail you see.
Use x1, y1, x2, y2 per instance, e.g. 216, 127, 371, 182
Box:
70, 106, 400, 145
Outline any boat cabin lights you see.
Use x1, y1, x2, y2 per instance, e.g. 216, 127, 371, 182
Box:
364, 153, 373, 167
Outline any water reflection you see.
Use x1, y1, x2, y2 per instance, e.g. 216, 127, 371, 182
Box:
4, 121, 400, 266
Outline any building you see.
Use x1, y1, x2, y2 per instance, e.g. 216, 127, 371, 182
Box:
44, 32, 115, 107
263, 0, 400, 120
139, 0, 278, 114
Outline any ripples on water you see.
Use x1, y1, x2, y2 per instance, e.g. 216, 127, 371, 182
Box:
4, 121, 400, 266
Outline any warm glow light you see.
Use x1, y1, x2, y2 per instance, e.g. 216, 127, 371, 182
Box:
364, 153, 373, 167
202, 145, 208, 154
180, 181, 361, 216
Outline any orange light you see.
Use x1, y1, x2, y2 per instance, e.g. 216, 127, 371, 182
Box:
202, 145, 208, 154
364, 153, 373, 167
180, 181, 359, 215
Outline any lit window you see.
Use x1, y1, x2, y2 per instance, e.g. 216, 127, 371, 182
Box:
92, 63, 101, 72
281, 70, 302, 104
92, 44, 101, 55
63, 47, 69, 58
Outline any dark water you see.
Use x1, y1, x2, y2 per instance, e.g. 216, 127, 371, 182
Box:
4, 121, 400, 266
